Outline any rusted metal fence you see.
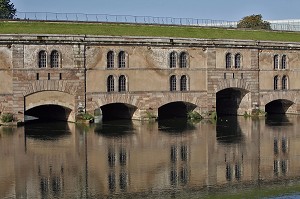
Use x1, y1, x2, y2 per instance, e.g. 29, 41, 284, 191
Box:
14, 11, 300, 32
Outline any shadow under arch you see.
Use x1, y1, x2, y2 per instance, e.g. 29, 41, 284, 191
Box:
100, 103, 137, 121
216, 88, 250, 116
25, 104, 72, 122
216, 116, 244, 144
158, 101, 197, 120
265, 99, 294, 115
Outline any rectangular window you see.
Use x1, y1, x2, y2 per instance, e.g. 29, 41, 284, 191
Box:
59, 73, 62, 80
48, 73, 50, 80
36, 73, 39, 80
224, 73, 226, 79
241, 73, 243, 79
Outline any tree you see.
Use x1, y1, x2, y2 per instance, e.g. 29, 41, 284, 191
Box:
0, 0, 16, 19
237, 14, 271, 30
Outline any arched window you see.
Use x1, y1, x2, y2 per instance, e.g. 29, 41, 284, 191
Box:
180, 75, 187, 91
118, 51, 126, 68
281, 55, 287, 69
170, 75, 176, 91
107, 51, 114, 69
225, 53, 231, 69
170, 52, 177, 68
118, 75, 126, 92
274, 55, 279, 70
234, 53, 241, 68
50, 50, 59, 68
282, 75, 288, 90
38, 50, 47, 68
107, 75, 114, 92
274, 75, 279, 90
179, 52, 187, 68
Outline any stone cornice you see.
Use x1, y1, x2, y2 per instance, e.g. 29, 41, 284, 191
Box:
0, 34, 300, 50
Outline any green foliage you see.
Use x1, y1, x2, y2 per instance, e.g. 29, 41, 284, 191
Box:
237, 14, 271, 30
77, 112, 94, 121
82, 113, 94, 120
187, 111, 203, 121
0, 0, 16, 19
1, 113, 14, 123
144, 111, 156, 121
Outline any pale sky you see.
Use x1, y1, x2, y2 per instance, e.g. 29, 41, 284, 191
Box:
10, 0, 300, 21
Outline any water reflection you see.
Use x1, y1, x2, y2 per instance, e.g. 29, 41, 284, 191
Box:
266, 114, 293, 126
1, 116, 300, 198
158, 118, 196, 133
94, 120, 135, 137
25, 121, 71, 140
216, 116, 244, 143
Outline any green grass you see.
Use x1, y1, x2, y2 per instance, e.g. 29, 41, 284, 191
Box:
1, 21, 300, 42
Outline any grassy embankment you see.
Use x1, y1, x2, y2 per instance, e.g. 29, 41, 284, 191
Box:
0, 21, 300, 42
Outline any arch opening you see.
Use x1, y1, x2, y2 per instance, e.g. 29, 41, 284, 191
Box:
25, 105, 72, 122
100, 103, 137, 121
216, 88, 250, 116
158, 101, 197, 120
265, 99, 294, 114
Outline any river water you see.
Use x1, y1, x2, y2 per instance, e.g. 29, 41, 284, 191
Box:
1, 115, 300, 199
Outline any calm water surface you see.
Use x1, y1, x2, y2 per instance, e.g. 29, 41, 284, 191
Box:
1, 115, 300, 198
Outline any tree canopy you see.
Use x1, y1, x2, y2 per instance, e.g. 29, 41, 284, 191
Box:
0, 0, 16, 19
237, 14, 271, 30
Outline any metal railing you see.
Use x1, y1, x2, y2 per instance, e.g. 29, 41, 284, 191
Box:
15, 11, 238, 27
14, 11, 300, 32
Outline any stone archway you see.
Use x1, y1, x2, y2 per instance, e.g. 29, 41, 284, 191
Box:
25, 91, 75, 122
265, 99, 294, 114
216, 88, 251, 116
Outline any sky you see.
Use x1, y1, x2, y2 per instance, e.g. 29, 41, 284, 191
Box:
10, 0, 300, 21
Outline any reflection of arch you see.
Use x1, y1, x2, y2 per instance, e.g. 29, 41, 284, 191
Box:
94, 120, 134, 137
100, 103, 137, 121
25, 122, 71, 140
25, 91, 75, 121
158, 118, 196, 133
216, 88, 250, 116
265, 99, 294, 114
216, 116, 243, 144
158, 101, 197, 120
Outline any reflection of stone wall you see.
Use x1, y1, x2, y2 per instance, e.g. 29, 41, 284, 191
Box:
259, 116, 300, 180
4, 116, 300, 196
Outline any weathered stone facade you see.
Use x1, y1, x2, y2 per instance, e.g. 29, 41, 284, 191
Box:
1, 34, 300, 122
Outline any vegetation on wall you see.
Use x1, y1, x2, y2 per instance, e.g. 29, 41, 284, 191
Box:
237, 14, 271, 30
1, 113, 14, 123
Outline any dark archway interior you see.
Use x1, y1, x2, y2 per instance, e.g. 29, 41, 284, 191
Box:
101, 103, 137, 121
158, 101, 196, 120
216, 88, 249, 116
25, 105, 71, 122
265, 99, 293, 114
